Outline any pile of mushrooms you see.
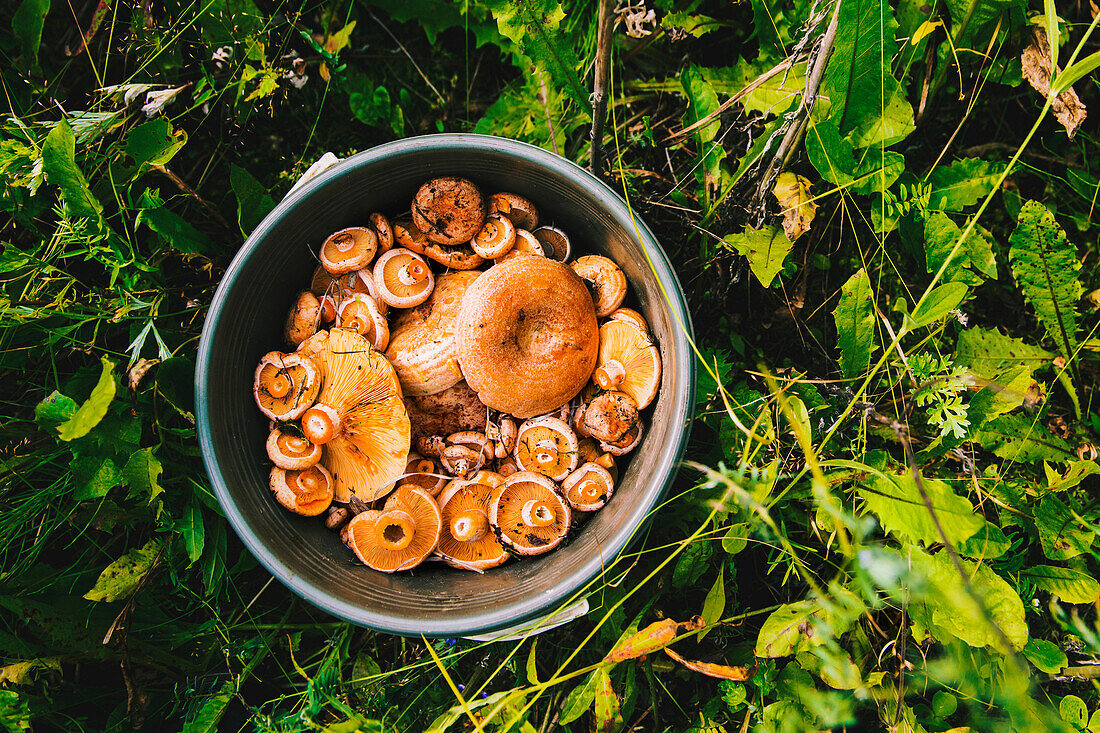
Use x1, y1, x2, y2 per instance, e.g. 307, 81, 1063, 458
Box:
252, 176, 662, 573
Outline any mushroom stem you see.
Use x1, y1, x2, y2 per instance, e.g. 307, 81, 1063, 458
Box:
378, 510, 416, 551
451, 510, 489, 542
268, 373, 292, 398
398, 262, 428, 286
534, 439, 560, 468
593, 360, 626, 391
303, 404, 342, 444
333, 231, 356, 252
521, 499, 556, 528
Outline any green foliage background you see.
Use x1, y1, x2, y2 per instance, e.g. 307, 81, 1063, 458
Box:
1, 0, 1098, 731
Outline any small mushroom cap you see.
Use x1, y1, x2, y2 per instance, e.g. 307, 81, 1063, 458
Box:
370, 212, 395, 253
496, 456, 520, 477
285, 291, 321, 346
489, 472, 571, 556
373, 248, 435, 309
562, 462, 614, 511
580, 391, 639, 443
405, 380, 488, 440
471, 214, 517, 259
253, 351, 321, 421
270, 464, 334, 516
577, 438, 618, 483
455, 257, 599, 418
571, 255, 628, 317
436, 481, 509, 571
337, 294, 390, 351
532, 226, 571, 262
513, 416, 580, 481
412, 177, 486, 245
488, 192, 539, 230
346, 485, 442, 572
398, 452, 447, 496
448, 431, 495, 462
600, 419, 644, 456
595, 321, 662, 410
309, 267, 388, 314
608, 307, 648, 333
266, 427, 322, 470
495, 229, 544, 264
320, 227, 378, 274
386, 271, 481, 397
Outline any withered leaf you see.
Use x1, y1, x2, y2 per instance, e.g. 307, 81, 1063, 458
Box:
1021, 27, 1086, 139
771, 172, 817, 241
663, 646, 757, 680
603, 616, 705, 663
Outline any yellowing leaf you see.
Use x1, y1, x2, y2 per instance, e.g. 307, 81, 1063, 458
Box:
664, 647, 755, 680
84, 538, 162, 602
324, 20, 356, 54
603, 617, 705, 663
723, 225, 793, 287
772, 172, 816, 241
57, 357, 115, 441
0, 658, 60, 686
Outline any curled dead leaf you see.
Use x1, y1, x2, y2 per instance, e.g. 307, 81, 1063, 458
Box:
771, 172, 817, 241
663, 646, 757, 680
1021, 27, 1086, 138
128, 358, 159, 390
603, 616, 705, 663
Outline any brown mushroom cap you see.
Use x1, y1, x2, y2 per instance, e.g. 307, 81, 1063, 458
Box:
571, 255, 628, 317
253, 351, 321, 421
455, 257, 599, 418
373, 248, 435, 309
601, 419, 644, 456
562, 462, 614, 511
346, 485, 442, 572
513, 416, 580, 481
285, 291, 321, 346
270, 464, 334, 516
595, 321, 662, 410
405, 380, 488, 440
580, 391, 639, 443
369, 212, 394, 254
337, 293, 390, 351
320, 227, 378, 275
311, 329, 411, 502
436, 481, 509, 571
385, 271, 481, 396
412, 177, 486, 245
489, 471, 571, 556
266, 427, 322, 470
488, 192, 539, 230
495, 229, 544, 264
532, 226, 571, 262
471, 214, 517, 259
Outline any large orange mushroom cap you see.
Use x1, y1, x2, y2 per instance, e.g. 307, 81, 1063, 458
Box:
346, 485, 442, 572
436, 481, 509, 571
489, 471, 572, 556
311, 329, 411, 502
595, 321, 662, 410
253, 351, 321, 421
455, 256, 599, 418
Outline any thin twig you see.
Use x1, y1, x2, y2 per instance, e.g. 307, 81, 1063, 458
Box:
538, 70, 560, 156
367, 10, 446, 106
152, 164, 235, 235
590, 0, 616, 174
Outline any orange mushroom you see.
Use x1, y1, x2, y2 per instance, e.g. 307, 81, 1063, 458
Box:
532, 226, 571, 262
513, 416, 580, 481
373, 248, 435, 309
561, 462, 614, 511
337, 293, 390, 351
436, 480, 509, 571
594, 321, 662, 409
608, 307, 648, 333
471, 214, 517, 259
253, 351, 321, 421
285, 291, 321, 346
398, 451, 447, 496
369, 212, 394, 254
601, 419, 644, 456
489, 472, 571, 556
580, 391, 639, 444
266, 426, 322, 470
495, 229, 544, 263
571, 255, 628, 317
345, 485, 442, 572
320, 227, 378, 275
412, 177, 486, 245
269, 464, 334, 516
577, 438, 618, 483
486, 416, 518, 459
488, 192, 539, 230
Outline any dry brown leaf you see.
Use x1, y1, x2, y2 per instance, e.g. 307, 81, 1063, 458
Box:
603, 616, 705, 663
772, 172, 817, 241
127, 358, 159, 390
1021, 27, 1087, 139
663, 646, 757, 680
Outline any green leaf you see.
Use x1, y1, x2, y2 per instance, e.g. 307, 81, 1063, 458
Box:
954, 521, 1010, 559
806, 115, 904, 194
72, 456, 123, 500
719, 681, 747, 713
56, 357, 116, 441
856, 470, 983, 546
699, 567, 725, 641
723, 225, 792, 288
1022, 565, 1100, 604
559, 670, 599, 725
182, 679, 235, 733
12, 0, 50, 70
926, 158, 1007, 211
0, 689, 32, 733
123, 448, 164, 505
755, 588, 862, 658
1009, 200, 1082, 355
975, 414, 1075, 463
178, 502, 205, 565
84, 538, 162, 602
932, 691, 957, 717
592, 668, 621, 733
942, 0, 1025, 47
1035, 496, 1095, 561
954, 327, 1053, 379
923, 212, 997, 285
1046, 461, 1100, 492
1061, 696, 1088, 729
35, 390, 77, 427
847, 88, 915, 148
908, 282, 968, 329
41, 119, 103, 222
908, 549, 1028, 651
201, 518, 228, 597
125, 118, 186, 168
680, 65, 726, 190
1023, 638, 1067, 673
672, 538, 713, 588
229, 164, 276, 236
833, 268, 876, 378
721, 522, 749, 555
525, 639, 539, 684
136, 189, 215, 255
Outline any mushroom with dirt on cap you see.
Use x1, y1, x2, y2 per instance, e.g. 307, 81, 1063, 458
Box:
344, 485, 442, 572
488, 192, 539, 230
285, 291, 322, 346
412, 176, 486, 245
253, 351, 321, 421
489, 472, 572, 556
436, 480, 510, 571
513, 416, 580, 481
580, 391, 639, 444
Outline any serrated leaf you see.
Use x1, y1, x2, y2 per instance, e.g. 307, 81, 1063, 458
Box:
56, 357, 115, 441
856, 470, 983, 546
123, 448, 164, 505
1023, 638, 1067, 673
723, 225, 793, 287
1009, 200, 1082, 355
924, 212, 997, 285
833, 268, 876, 378
12, 0, 50, 70
926, 158, 1007, 211
1046, 461, 1100, 493
908, 282, 968, 328
125, 118, 186, 168
975, 414, 1075, 463
84, 538, 162, 602
954, 521, 1010, 559
806, 115, 905, 194
1035, 496, 1094, 561
955, 327, 1053, 379
41, 119, 103, 223
592, 668, 621, 733
1022, 565, 1100, 603
559, 670, 599, 724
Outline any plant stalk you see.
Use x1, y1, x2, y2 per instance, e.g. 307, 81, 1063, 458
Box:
589, 0, 615, 175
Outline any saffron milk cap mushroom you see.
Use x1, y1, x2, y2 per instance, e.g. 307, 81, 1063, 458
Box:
436, 480, 509, 571
345, 485, 442, 573
489, 471, 571, 556
285, 291, 321, 346
455, 256, 599, 418
601, 419, 644, 456
369, 212, 394, 254
494, 229, 544, 264
608, 307, 648, 333
320, 227, 378, 274
562, 462, 614, 512
373, 248, 435, 309
253, 351, 321, 421
532, 226, 571, 262
471, 214, 516, 259
594, 321, 662, 409
580, 391, 639, 444
270, 464, 334, 516
397, 452, 447, 496
337, 293, 390, 351
488, 192, 539, 230
412, 176, 486, 245
570, 255, 628, 317
266, 426, 322, 470
513, 416, 580, 481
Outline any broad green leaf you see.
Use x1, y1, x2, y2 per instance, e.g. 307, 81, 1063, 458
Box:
699, 567, 725, 640
181, 679, 235, 733
0, 657, 60, 686
681, 65, 726, 189
1046, 461, 1100, 493
955, 327, 1053, 378
932, 691, 958, 717
0, 689, 31, 732
923, 212, 997, 285
1035, 496, 1094, 561
856, 470, 983, 546
72, 456, 123, 500
908, 282, 968, 328
755, 588, 861, 658
925, 158, 1007, 211
592, 668, 621, 733
1022, 565, 1100, 604
525, 639, 539, 684
721, 522, 749, 554
56, 357, 115, 441
1061, 696, 1088, 729
34, 390, 77, 427
367, 0, 474, 44
942, 0, 1025, 46
833, 268, 876, 378
976, 414, 1075, 463
12, 0, 50, 69
806, 115, 904, 194
229, 165, 276, 236
123, 448, 164, 505
125, 118, 186, 168
909, 549, 1028, 651
723, 225, 792, 287
672, 539, 713, 588
41, 119, 103, 222
962, 366, 1034, 433
84, 538, 162, 602
662, 11, 721, 38
1054, 49, 1100, 95
1023, 638, 1067, 673
954, 521, 1010, 559
136, 189, 215, 255
559, 670, 599, 725
178, 502, 205, 565
847, 89, 915, 148
1009, 201, 1082, 354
